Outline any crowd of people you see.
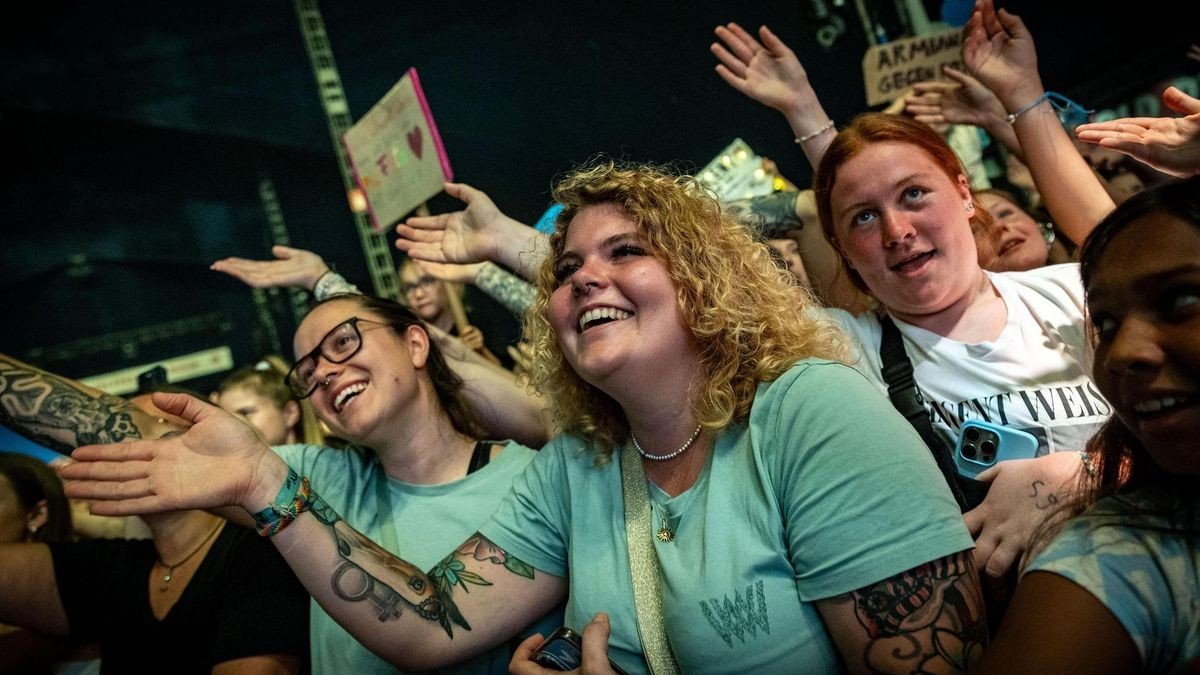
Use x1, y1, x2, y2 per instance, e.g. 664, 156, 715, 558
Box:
1, 0, 1198, 672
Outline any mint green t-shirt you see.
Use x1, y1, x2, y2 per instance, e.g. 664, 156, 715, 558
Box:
482, 359, 972, 674
275, 442, 562, 675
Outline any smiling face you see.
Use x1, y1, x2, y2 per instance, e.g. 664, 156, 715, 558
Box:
976, 192, 1048, 272
1088, 213, 1200, 476
829, 141, 980, 321
292, 299, 429, 447
547, 203, 697, 393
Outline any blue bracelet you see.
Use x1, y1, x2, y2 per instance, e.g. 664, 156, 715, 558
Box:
1007, 91, 1094, 128
252, 468, 308, 537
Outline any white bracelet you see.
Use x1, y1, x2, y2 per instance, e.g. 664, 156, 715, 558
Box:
794, 120, 835, 144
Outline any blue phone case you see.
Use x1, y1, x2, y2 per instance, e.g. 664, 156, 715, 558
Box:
953, 420, 1040, 479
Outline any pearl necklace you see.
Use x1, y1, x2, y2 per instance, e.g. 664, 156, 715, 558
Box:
633, 424, 703, 462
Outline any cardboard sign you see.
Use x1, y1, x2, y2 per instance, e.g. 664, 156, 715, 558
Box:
342, 68, 453, 231
862, 28, 963, 106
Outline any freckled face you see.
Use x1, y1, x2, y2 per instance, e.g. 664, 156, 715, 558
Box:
829, 142, 979, 320
1088, 213, 1200, 475
547, 204, 697, 392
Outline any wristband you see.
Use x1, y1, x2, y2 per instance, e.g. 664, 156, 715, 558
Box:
251, 468, 314, 537
795, 119, 835, 144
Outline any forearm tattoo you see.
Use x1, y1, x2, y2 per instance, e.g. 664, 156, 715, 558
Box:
0, 357, 142, 453
850, 551, 987, 673
311, 495, 533, 638
475, 263, 536, 318
725, 192, 805, 238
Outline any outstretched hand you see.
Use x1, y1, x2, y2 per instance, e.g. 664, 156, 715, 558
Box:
1074, 86, 1200, 178
211, 245, 330, 291
59, 392, 288, 516
961, 0, 1041, 105
711, 23, 814, 116
395, 182, 503, 265
905, 66, 1007, 130
413, 258, 486, 285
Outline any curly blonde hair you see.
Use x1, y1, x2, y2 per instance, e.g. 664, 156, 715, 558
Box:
524, 160, 849, 459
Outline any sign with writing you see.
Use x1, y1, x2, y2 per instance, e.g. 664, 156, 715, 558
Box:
343, 68, 454, 231
862, 28, 963, 106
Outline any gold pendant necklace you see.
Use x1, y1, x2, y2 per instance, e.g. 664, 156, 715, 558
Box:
155, 520, 223, 593
656, 516, 675, 543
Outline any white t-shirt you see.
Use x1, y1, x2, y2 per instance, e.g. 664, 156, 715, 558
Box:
828, 263, 1108, 455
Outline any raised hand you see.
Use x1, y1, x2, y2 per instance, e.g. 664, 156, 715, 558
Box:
413, 258, 486, 285
961, 0, 1042, 106
1074, 86, 1200, 178
906, 66, 1007, 130
395, 182, 505, 265
211, 245, 330, 291
711, 23, 814, 116
60, 392, 289, 517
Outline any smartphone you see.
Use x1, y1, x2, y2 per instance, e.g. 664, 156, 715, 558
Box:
530, 626, 628, 674
953, 420, 1039, 479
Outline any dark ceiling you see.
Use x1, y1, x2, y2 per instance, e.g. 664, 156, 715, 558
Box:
1, 0, 1193, 390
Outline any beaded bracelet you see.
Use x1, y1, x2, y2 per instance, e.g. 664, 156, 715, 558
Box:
794, 119, 835, 144
252, 468, 315, 537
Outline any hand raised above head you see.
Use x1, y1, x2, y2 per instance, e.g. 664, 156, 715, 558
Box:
61, 392, 290, 517
394, 182, 503, 265
211, 245, 330, 291
961, 0, 1042, 105
1074, 87, 1200, 179
711, 22, 813, 117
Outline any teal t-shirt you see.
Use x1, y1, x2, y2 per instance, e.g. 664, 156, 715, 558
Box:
1026, 489, 1200, 673
481, 359, 973, 674
274, 442, 562, 675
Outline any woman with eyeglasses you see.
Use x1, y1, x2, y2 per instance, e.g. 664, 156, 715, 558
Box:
399, 257, 501, 365
62, 160, 983, 674
227, 292, 560, 674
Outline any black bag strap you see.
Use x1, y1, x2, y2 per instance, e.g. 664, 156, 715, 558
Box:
878, 315, 973, 512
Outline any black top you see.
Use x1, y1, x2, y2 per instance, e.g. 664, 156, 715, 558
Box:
50, 523, 309, 674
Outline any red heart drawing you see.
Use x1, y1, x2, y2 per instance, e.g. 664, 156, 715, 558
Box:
407, 126, 423, 160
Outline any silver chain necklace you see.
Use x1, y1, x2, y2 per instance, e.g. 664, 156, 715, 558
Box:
633, 424, 703, 461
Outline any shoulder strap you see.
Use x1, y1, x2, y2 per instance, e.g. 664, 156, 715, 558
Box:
878, 315, 972, 512
467, 441, 492, 474
619, 443, 682, 675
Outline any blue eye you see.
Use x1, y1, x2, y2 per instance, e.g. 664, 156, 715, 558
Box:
902, 187, 926, 202
1165, 290, 1200, 315
1090, 313, 1118, 341
850, 211, 877, 227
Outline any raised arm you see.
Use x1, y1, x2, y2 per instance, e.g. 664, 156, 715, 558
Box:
60, 393, 567, 671
395, 182, 548, 282
424, 323, 554, 447
0, 354, 173, 454
904, 65, 1022, 158
210, 245, 352, 296
1074, 86, 1200, 179
711, 22, 837, 168
962, 0, 1114, 244
416, 259, 537, 320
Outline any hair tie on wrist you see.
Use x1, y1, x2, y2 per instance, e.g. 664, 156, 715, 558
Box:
795, 120, 836, 144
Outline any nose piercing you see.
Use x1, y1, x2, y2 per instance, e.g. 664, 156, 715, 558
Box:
322, 376, 332, 387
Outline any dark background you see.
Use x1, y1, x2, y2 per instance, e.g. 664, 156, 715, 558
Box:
1, 0, 1194, 392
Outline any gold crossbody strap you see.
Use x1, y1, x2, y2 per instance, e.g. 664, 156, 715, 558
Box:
620, 442, 682, 675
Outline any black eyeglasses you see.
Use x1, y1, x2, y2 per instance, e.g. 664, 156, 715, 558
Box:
400, 275, 438, 295
285, 317, 390, 399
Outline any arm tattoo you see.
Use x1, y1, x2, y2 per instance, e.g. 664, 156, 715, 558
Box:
0, 357, 142, 453
850, 551, 987, 673
475, 263, 536, 318
725, 192, 805, 238
310, 491, 534, 638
